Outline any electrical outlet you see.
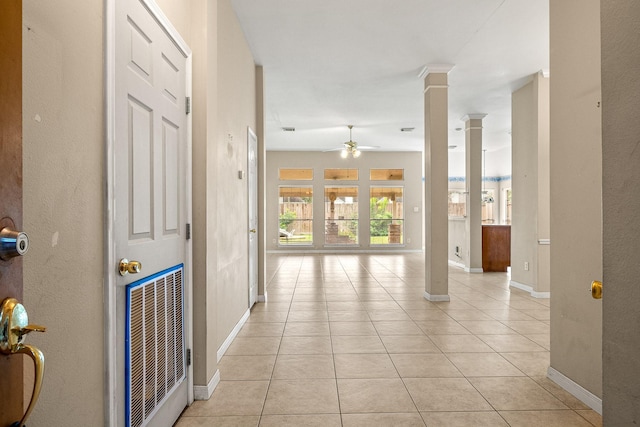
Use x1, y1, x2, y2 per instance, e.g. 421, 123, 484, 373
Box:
524, 261, 529, 271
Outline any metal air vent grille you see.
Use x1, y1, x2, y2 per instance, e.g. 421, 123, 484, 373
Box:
126, 264, 185, 427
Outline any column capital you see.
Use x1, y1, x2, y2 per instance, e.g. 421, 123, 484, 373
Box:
461, 113, 487, 122
418, 64, 455, 79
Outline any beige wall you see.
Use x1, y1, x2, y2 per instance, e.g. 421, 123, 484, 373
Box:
159, 0, 257, 384
159, 0, 257, 385
22, 0, 257, 424
511, 73, 550, 294
214, 0, 256, 349
266, 151, 423, 252
549, 0, 602, 399
22, 0, 104, 425
601, 1, 640, 422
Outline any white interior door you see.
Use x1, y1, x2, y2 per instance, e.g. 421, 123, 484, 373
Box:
113, 0, 190, 425
248, 127, 258, 307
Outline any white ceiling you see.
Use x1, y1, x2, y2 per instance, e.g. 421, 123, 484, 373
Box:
230, 0, 549, 174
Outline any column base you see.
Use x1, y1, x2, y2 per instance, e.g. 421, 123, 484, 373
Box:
423, 291, 450, 302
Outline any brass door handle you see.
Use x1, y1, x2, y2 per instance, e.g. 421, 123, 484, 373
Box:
119, 258, 142, 276
591, 280, 602, 299
1, 298, 46, 427
250, 229, 256, 233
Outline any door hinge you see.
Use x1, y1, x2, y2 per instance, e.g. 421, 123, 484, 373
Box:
186, 223, 191, 240
185, 96, 191, 114
186, 348, 191, 366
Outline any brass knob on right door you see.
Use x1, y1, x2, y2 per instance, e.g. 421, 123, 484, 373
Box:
591, 280, 602, 299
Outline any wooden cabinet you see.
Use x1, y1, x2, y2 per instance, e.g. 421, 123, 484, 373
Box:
482, 225, 511, 272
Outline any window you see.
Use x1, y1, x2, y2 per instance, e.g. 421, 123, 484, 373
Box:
504, 188, 512, 224
370, 187, 403, 245
448, 189, 466, 218
279, 168, 313, 180
324, 168, 358, 181
370, 168, 404, 181
279, 186, 313, 245
325, 186, 358, 245
482, 189, 496, 224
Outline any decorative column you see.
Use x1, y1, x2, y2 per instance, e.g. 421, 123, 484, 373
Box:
421, 64, 454, 301
463, 114, 486, 273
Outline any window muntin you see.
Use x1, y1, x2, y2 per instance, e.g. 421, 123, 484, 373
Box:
325, 186, 358, 245
370, 187, 404, 245
279, 186, 313, 245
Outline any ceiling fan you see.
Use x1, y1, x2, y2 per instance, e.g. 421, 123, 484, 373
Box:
326, 125, 379, 158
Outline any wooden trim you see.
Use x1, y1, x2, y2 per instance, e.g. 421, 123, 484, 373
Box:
0, 0, 24, 424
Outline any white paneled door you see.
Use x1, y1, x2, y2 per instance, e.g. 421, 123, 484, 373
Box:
113, 0, 191, 425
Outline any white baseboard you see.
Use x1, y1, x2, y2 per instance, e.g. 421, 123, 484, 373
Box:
448, 259, 465, 269
510, 280, 551, 299
193, 369, 220, 401
464, 267, 483, 273
258, 293, 267, 302
547, 366, 602, 414
217, 308, 250, 362
423, 291, 451, 302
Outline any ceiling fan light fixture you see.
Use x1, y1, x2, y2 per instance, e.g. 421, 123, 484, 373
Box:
340, 125, 363, 159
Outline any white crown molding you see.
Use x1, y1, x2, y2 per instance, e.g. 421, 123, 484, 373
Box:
461, 113, 487, 122
418, 63, 455, 79
539, 68, 550, 78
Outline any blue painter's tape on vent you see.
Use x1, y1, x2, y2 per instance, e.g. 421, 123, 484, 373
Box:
125, 264, 185, 427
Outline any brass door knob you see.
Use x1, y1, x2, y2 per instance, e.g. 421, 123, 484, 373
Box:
1, 298, 46, 427
591, 280, 602, 299
119, 258, 142, 276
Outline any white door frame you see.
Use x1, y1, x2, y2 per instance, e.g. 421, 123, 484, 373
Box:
248, 127, 258, 307
104, 0, 193, 424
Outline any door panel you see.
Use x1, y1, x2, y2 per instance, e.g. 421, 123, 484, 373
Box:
115, 0, 189, 425
0, 1, 24, 424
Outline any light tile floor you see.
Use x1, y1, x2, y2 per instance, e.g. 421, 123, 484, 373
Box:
176, 253, 602, 427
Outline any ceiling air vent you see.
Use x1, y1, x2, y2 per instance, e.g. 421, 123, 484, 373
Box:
282, 127, 295, 132
400, 127, 414, 132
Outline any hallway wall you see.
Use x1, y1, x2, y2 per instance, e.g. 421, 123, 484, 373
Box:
549, 0, 603, 404
22, 0, 257, 424
511, 73, 550, 296
601, 1, 640, 422
22, 0, 104, 424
